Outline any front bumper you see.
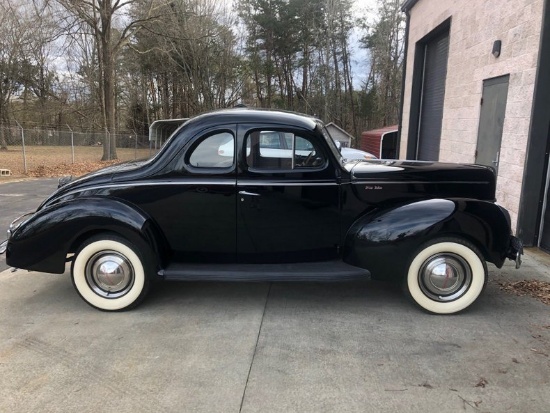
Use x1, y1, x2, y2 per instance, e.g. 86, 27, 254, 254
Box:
506, 236, 523, 269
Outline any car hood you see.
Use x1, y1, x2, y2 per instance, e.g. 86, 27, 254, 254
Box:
348, 160, 496, 201
349, 159, 493, 179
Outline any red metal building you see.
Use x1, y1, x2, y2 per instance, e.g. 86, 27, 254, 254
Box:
360, 125, 399, 159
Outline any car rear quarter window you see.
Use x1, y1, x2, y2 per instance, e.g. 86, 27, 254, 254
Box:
188, 132, 234, 168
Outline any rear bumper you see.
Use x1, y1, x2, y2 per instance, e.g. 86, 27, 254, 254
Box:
506, 236, 523, 269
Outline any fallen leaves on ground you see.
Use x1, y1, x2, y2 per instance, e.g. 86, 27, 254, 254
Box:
498, 280, 550, 305
458, 395, 483, 410
530, 348, 549, 357
0, 146, 149, 176
475, 378, 488, 388
27, 161, 119, 178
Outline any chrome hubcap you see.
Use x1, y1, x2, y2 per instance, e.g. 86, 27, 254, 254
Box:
419, 253, 472, 302
85, 251, 134, 298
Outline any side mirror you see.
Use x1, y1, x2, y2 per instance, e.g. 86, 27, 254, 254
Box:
335, 140, 342, 152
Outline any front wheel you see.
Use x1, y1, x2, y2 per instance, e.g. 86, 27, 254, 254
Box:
405, 238, 487, 314
71, 235, 151, 311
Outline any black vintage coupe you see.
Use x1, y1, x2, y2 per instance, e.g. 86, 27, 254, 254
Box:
0, 109, 522, 314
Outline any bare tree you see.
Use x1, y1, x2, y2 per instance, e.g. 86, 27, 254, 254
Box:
130, 0, 244, 119
0, 1, 37, 149
20, 2, 65, 137
54, 0, 162, 160
0, 0, 402, 155
360, 0, 405, 128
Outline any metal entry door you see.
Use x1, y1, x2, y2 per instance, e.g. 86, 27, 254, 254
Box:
475, 75, 510, 174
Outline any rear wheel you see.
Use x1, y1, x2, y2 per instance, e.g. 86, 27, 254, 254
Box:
71, 235, 151, 311
405, 238, 487, 314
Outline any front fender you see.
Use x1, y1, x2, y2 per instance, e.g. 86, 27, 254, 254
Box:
6, 197, 167, 274
343, 199, 512, 280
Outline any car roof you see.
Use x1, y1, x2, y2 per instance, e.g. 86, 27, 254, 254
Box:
183, 108, 320, 131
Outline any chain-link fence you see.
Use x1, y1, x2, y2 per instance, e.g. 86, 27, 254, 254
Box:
0, 125, 152, 176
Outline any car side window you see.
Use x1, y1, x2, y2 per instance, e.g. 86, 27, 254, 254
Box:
245, 130, 325, 170
188, 132, 234, 168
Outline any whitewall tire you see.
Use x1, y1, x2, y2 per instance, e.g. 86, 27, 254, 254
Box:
405, 239, 487, 314
71, 235, 151, 311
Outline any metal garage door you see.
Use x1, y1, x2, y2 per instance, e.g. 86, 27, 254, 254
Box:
417, 30, 450, 161
539, 125, 550, 252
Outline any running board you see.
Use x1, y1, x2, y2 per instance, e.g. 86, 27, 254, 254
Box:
159, 261, 370, 282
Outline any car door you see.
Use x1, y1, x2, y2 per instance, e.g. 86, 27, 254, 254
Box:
236, 124, 341, 264
138, 126, 237, 264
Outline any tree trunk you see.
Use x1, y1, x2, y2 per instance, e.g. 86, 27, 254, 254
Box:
100, 2, 117, 161
0, 99, 7, 150
103, 55, 117, 160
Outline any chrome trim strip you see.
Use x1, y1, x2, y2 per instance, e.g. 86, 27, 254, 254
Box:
350, 181, 490, 185
99, 180, 236, 187
238, 181, 338, 187
59, 181, 235, 199
52, 178, 488, 202
53, 178, 486, 201
55, 179, 339, 200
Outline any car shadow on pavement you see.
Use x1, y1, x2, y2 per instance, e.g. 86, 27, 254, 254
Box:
145, 279, 405, 310
18, 273, 507, 316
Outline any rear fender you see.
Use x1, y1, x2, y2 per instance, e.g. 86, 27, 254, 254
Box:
343, 199, 512, 280
6, 197, 168, 274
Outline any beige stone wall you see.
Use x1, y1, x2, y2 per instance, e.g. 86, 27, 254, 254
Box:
400, 0, 544, 229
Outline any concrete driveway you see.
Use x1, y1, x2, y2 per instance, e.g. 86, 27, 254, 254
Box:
0, 179, 549, 413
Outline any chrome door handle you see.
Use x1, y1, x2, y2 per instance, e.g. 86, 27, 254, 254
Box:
238, 191, 260, 197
